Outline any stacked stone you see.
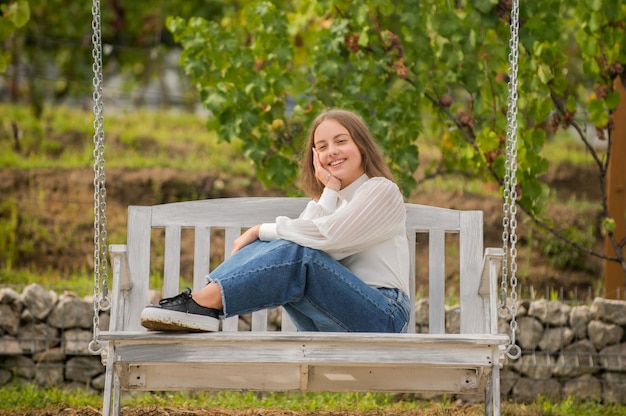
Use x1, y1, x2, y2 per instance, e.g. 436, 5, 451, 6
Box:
501, 297, 625, 404
0, 284, 107, 390
1, 284, 625, 404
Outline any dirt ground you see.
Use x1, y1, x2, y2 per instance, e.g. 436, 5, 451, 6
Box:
2, 404, 486, 416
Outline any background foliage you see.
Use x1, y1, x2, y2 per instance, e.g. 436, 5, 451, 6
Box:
166, 0, 625, 272
1, 0, 625, 274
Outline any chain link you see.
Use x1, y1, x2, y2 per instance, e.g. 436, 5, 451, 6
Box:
89, 0, 110, 356
500, 0, 521, 360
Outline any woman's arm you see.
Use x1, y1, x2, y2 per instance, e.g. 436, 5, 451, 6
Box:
274, 178, 405, 258
231, 224, 260, 254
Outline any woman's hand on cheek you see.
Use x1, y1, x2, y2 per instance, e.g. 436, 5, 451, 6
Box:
312, 148, 326, 182
312, 148, 341, 191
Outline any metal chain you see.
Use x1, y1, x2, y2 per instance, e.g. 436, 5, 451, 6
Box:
500, 0, 521, 360
88, 0, 110, 355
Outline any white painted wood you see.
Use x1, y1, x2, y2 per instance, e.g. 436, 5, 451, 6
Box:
101, 345, 115, 416
103, 197, 508, 416
163, 226, 181, 298
281, 307, 297, 332
306, 366, 482, 392
486, 360, 502, 416
428, 229, 446, 334
125, 206, 152, 332
480, 248, 504, 335
109, 245, 131, 290
150, 197, 309, 227
111, 340, 501, 366
107, 247, 127, 333
123, 363, 302, 390
251, 310, 269, 331
222, 227, 241, 332
460, 211, 485, 334
407, 231, 417, 333
405, 204, 461, 231
119, 363, 485, 393
193, 226, 210, 292
223, 227, 239, 261
101, 331, 508, 345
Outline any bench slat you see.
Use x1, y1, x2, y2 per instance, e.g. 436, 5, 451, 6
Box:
429, 229, 446, 334
192, 226, 210, 292
163, 226, 181, 298
151, 197, 310, 227
124, 206, 152, 332
113, 343, 500, 367
101, 331, 509, 345
120, 363, 485, 393
460, 211, 485, 334
221, 226, 243, 331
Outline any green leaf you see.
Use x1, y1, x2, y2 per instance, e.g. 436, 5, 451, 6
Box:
566, 95, 577, 114
602, 217, 616, 233
604, 91, 621, 111
371, 0, 395, 16
471, 0, 498, 14
7, 0, 30, 28
358, 26, 370, 47
584, 0, 602, 12
476, 129, 500, 152
204, 92, 227, 113
588, 98, 609, 127
537, 64, 553, 84
433, 11, 461, 40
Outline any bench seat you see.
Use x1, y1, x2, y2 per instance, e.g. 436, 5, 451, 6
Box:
101, 331, 508, 393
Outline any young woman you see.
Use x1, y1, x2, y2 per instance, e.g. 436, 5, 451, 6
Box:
140, 109, 410, 333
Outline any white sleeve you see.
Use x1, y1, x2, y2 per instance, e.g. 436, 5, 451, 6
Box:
299, 188, 340, 220
258, 187, 340, 241
274, 178, 406, 259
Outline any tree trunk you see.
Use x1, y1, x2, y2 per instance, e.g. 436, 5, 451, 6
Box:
603, 75, 626, 300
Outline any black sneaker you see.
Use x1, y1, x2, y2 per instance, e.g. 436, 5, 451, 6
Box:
140, 288, 221, 332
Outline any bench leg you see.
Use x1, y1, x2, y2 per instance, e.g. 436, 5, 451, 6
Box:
113, 372, 122, 416
102, 344, 122, 416
484, 365, 501, 416
102, 358, 114, 416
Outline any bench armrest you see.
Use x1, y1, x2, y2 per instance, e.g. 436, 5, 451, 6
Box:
479, 247, 504, 334
109, 244, 132, 290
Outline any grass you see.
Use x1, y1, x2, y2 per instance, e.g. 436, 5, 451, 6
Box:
0, 385, 624, 415
0, 104, 252, 174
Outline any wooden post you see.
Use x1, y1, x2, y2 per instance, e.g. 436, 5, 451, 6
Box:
604, 75, 626, 300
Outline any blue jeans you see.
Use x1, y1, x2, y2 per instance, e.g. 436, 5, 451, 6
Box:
208, 239, 410, 333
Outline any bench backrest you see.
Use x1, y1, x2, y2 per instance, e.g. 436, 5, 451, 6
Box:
108, 197, 491, 336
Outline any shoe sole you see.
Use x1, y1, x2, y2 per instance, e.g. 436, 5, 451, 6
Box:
140, 307, 220, 332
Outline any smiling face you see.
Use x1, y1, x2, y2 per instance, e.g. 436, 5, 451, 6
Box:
299, 109, 393, 198
313, 119, 365, 189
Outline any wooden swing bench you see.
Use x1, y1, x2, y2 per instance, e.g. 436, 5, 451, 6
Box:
100, 197, 509, 416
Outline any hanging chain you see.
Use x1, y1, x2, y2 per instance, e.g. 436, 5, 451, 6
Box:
88, 0, 110, 356
499, 0, 521, 360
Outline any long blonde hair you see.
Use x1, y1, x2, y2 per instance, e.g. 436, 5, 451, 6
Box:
299, 109, 394, 198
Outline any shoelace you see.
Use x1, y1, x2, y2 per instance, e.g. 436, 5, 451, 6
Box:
159, 288, 192, 306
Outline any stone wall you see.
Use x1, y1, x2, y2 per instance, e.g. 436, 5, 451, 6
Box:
414, 296, 626, 404
1, 284, 625, 404
0, 284, 107, 390
499, 297, 626, 404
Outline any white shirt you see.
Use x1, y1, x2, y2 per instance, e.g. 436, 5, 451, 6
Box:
259, 174, 410, 295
